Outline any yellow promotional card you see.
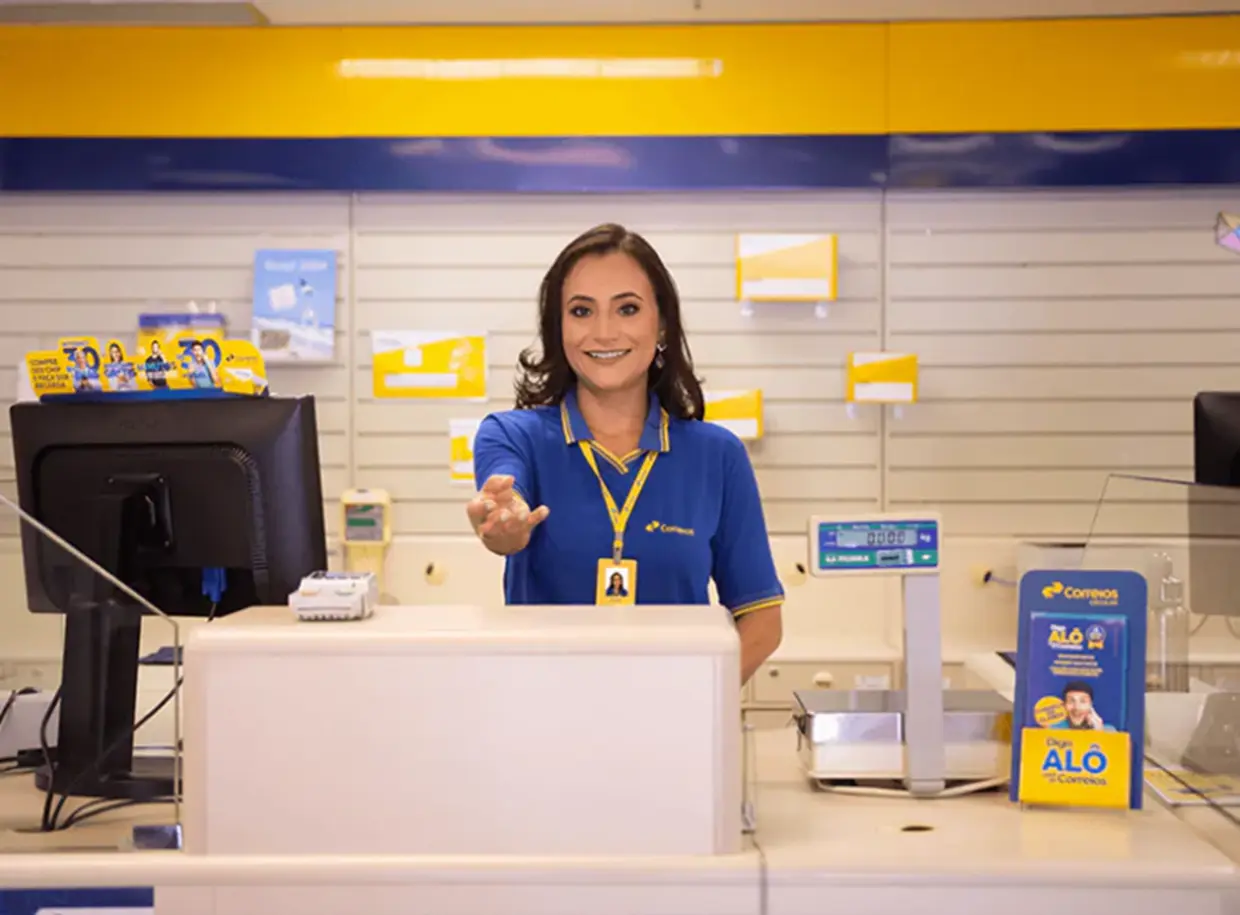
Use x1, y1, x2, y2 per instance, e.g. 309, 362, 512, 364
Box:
217, 339, 270, 396
163, 332, 224, 391
736, 233, 837, 302
703, 389, 763, 440
100, 338, 145, 392
136, 314, 225, 366
1017, 727, 1131, 810
25, 349, 75, 397
371, 331, 487, 400
135, 317, 225, 389
449, 417, 482, 484
846, 352, 919, 405
56, 336, 104, 393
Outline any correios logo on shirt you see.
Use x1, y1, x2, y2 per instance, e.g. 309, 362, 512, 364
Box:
645, 519, 695, 537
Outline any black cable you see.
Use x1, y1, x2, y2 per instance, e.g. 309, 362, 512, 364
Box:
38, 687, 61, 833
0, 689, 17, 732
43, 602, 216, 831
57, 796, 174, 831
48, 676, 182, 831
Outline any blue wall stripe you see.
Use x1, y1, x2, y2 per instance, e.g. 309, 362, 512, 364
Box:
2, 131, 1239, 193
0, 887, 154, 914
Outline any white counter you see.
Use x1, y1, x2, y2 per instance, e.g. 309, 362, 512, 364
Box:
2, 727, 1238, 915
770, 635, 1005, 665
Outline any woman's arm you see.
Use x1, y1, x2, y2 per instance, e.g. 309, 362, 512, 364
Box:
468, 415, 549, 556
710, 434, 786, 684
736, 605, 783, 685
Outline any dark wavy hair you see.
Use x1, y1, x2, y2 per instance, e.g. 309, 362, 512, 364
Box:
514, 223, 705, 420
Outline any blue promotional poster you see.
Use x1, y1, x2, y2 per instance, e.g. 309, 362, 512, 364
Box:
251, 248, 338, 363
1011, 570, 1148, 810
1025, 610, 1128, 734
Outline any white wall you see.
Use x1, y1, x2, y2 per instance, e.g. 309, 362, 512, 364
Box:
0, 187, 1236, 667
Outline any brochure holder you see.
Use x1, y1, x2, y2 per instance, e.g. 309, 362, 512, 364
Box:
449, 418, 482, 485
845, 352, 918, 421
703, 390, 763, 441
1010, 569, 1148, 811
735, 233, 837, 319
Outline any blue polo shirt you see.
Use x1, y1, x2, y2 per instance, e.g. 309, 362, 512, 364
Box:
472, 388, 784, 618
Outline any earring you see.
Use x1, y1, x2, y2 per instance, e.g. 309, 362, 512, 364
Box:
654, 341, 666, 369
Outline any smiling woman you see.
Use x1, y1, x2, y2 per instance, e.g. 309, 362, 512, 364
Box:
464, 223, 784, 684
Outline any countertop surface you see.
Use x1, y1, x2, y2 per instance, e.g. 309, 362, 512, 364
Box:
0, 728, 1235, 891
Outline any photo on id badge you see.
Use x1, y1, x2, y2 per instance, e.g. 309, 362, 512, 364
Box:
596, 559, 637, 605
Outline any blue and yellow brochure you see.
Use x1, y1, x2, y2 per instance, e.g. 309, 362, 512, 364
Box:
1025, 611, 1127, 735
1012, 570, 1147, 810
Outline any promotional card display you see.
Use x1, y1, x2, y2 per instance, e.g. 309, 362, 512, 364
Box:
846, 352, 919, 406
137, 312, 227, 366
703, 389, 763, 440
252, 248, 338, 362
1011, 570, 1148, 811
449, 417, 482, 484
371, 331, 488, 400
25, 334, 269, 400
735, 233, 838, 302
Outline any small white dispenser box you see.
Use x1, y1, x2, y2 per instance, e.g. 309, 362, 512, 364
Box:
181, 604, 742, 856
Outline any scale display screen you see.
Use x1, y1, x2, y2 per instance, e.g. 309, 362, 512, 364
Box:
344, 503, 385, 543
816, 519, 939, 572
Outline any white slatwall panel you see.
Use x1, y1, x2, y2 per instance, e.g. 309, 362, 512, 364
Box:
351, 192, 884, 536
2, 187, 1235, 550
0, 194, 353, 539
885, 188, 1240, 539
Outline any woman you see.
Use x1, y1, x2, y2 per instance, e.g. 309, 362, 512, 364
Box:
105, 342, 137, 391
605, 571, 628, 599
467, 223, 783, 683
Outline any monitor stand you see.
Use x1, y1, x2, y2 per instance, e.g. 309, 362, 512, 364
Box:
34, 477, 178, 802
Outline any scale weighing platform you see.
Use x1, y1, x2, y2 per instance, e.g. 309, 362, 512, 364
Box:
795, 513, 1012, 798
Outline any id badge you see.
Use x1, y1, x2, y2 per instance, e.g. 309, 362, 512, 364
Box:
596, 558, 637, 606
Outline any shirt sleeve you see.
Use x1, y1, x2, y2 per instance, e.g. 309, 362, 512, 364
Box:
711, 435, 785, 618
472, 413, 534, 504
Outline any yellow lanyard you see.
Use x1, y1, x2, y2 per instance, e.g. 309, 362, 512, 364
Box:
579, 443, 659, 563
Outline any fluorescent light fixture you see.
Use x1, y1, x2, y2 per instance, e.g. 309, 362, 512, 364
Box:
1177, 49, 1240, 68
337, 57, 724, 80
0, 2, 267, 25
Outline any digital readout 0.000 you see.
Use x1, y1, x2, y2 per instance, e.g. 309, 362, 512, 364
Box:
834, 529, 918, 548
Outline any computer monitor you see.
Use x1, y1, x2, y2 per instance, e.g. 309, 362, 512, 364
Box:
9, 394, 327, 803
1188, 392, 1240, 618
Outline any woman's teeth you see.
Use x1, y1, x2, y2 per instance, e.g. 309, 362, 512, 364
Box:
587, 350, 629, 360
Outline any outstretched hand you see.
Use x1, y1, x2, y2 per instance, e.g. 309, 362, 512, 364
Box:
467, 475, 549, 553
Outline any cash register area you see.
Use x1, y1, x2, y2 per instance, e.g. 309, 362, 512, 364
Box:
0, 393, 1239, 914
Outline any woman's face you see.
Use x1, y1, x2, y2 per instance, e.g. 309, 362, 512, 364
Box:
610, 573, 622, 588
561, 251, 660, 397
109, 345, 121, 362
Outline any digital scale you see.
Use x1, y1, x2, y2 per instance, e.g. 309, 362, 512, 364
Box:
795, 512, 1012, 798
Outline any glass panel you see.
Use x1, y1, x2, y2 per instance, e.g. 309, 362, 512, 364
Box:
0, 485, 181, 853
1083, 473, 1240, 829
